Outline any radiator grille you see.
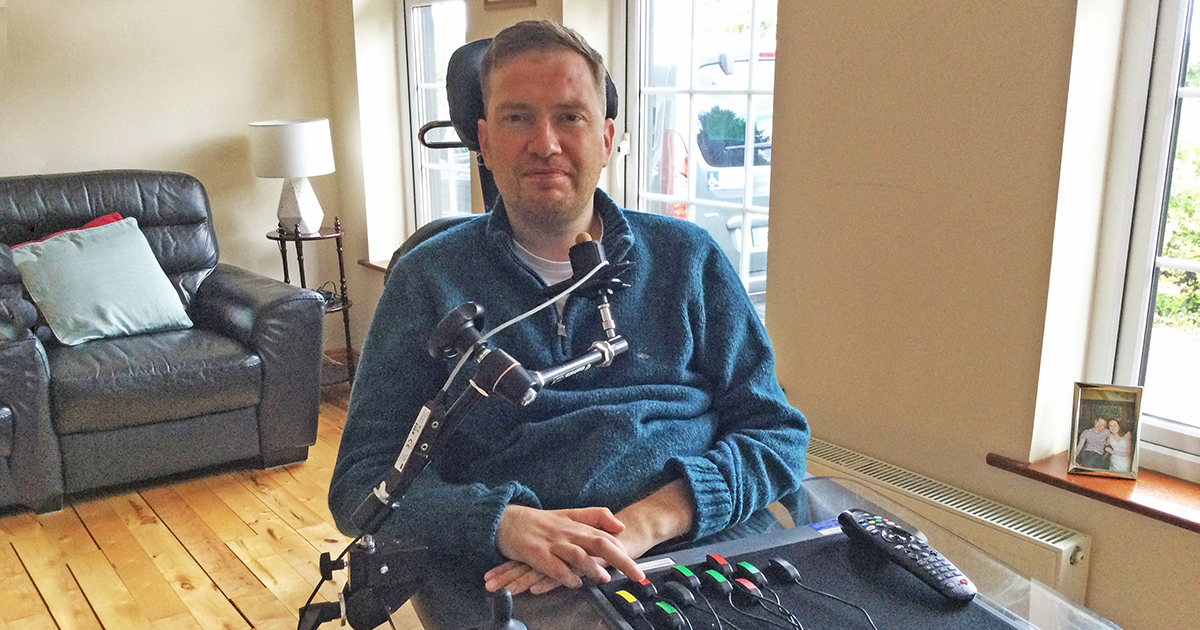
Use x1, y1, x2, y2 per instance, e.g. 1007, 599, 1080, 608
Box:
808, 438, 1078, 546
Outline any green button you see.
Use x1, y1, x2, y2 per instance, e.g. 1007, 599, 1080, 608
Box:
737, 561, 759, 574
705, 569, 728, 583
673, 565, 695, 577
656, 601, 679, 615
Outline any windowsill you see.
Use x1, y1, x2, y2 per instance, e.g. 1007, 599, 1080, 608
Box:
986, 452, 1200, 534
359, 259, 388, 273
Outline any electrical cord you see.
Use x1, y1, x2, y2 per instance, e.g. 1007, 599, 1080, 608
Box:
761, 586, 806, 629
695, 593, 740, 630
435, 258, 609, 397
790, 579, 879, 630
727, 593, 799, 630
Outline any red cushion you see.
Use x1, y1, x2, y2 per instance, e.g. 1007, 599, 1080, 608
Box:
12, 212, 124, 249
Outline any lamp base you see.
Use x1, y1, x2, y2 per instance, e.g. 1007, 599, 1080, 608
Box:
277, 177, 324, 235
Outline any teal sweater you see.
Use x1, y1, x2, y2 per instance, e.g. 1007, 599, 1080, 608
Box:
329, 191, 809, 569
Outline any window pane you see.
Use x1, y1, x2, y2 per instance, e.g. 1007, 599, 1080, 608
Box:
1186, 2, 1200, 87
695, 0, 752, 92
408, 1, 467, 226
644, 0, 693, 89
1144, 269, 1200, 428
420, 155, 472, 219
694, 94, 753, 204
1165, 98, 1200, 261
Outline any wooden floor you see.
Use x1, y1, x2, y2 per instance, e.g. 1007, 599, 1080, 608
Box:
0, 384, 424, 630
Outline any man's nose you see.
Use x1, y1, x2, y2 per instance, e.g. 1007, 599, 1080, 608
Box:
528, 118, 561, 157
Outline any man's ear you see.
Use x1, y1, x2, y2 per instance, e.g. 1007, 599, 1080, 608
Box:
477, 118, 490, 166
600, 118, 616, 168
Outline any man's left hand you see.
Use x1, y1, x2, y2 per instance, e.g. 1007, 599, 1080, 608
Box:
484, 480, 695, 595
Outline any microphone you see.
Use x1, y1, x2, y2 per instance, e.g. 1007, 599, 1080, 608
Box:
540, 233, 632, 302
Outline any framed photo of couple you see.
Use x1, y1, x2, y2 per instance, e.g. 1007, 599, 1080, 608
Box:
1068, 383, 1142, 479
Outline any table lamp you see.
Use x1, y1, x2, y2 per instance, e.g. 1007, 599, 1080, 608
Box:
249, 118, 335, 235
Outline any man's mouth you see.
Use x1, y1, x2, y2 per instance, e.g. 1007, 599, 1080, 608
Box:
524, 170, 567, 180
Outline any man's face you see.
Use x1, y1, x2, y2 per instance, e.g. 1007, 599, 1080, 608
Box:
1094, 418, 1108, 431
478, 49, 615, 231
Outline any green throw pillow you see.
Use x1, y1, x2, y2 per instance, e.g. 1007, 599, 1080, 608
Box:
11, 217, 193, 345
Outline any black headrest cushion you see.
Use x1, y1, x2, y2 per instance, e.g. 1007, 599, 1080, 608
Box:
447, 38, 619, 153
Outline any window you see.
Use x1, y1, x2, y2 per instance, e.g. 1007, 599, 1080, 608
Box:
403, 0, 470, 228
629, 0, 777, 320
1118, 0, 1200, 480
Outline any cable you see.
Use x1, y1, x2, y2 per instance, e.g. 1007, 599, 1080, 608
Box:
791, 579, 878, 630
694, 593, 741, 630
753, 596, 804, 630
435, 258, 608, 397
762, 586, 806, 629
480, 259, 608, 343
727, 593, 798, 630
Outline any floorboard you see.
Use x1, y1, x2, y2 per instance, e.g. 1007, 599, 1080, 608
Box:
0, 383, 425, 630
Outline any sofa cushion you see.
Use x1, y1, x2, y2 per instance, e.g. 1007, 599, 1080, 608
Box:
12, 217, 194, 345
0, 171, 219, 307
49, 328, 262, 435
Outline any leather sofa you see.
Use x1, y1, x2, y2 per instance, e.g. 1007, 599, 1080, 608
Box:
0, 170, 325, 513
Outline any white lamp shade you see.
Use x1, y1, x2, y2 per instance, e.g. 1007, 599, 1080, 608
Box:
249, 118, 335, 178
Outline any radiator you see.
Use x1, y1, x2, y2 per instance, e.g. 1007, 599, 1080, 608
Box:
806, 437, 1091, 604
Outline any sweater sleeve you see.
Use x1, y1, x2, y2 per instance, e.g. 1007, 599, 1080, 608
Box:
666, 238, 810, 541
327, 252, 541, 568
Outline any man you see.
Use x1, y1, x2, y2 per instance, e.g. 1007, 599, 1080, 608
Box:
328, 20, 809, 598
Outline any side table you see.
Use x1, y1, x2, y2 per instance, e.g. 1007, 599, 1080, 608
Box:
266, 218, 356, 386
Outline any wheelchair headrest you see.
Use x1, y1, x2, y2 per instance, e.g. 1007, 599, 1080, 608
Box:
447, 38, 620, 153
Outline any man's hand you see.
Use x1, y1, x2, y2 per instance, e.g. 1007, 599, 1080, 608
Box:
485, 482, 695, 596
613, 479, 696, 559
489, 505, 645, 594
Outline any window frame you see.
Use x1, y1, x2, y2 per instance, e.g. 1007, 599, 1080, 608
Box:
399, 0, 470, 231
1110, 0, 1200, 481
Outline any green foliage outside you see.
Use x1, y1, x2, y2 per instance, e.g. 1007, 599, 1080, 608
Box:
697, 105, 770, 167
1158, 63, 1200, 328
696, 0, 777, 43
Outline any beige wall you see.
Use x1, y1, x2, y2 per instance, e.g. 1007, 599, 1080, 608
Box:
768, 2, 1199, 629
0, 0, 356, 346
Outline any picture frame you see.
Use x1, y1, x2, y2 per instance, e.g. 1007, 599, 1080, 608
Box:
483, 0, 536, 10
1068, 382, 1142, 479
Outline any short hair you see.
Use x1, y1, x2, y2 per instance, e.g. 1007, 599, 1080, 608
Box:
480, 20, 607, 113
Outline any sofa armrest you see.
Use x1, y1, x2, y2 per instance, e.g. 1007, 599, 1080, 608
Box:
192, 263, 325, 463
0, 331, 64, 513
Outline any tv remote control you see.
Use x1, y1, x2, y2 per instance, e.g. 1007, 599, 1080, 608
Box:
838, 508, 977, 601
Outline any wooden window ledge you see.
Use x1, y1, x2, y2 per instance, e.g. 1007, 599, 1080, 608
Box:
359, 259, 388, 273
987, 452, 1200, 534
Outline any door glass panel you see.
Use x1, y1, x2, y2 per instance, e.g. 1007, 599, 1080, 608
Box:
408, 1, 469, 226
637, 0, 776, 320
